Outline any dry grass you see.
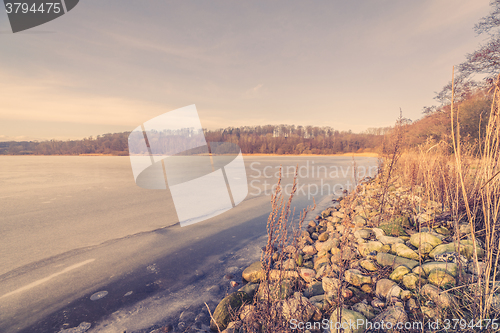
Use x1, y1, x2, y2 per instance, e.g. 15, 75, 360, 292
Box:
238, 167, 316, 333
387, 71, 500, 327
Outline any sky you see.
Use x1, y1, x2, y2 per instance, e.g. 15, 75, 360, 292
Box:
0, 0, 493, 141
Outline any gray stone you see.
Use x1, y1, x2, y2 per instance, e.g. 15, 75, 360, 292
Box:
283, 258, 296, 270
256, 280, 293, 302
299, 268, 316, 283
358, 241, 383, 256
421, 284, 457, 308
304, 281, 324, 297
354, 229, 373, 240
389, 265, 410, 282
467, 261, 487, 276
238, 283, 259, 298
376, 252, 419, 269
421, 262, 458, 277
210, 291, 251, 331
378, 235, 404, 245
322, 277, 341, 293
282, 294, 316, 322
319, 239, 335, 252
351, 302, 376, 320
58, 322, 91, 333
372, 305, 408, 331
402, 273, 424, 290
344, 269, 372, 287
392, 243, 420, 260
303, 245, 317, 255
329, 308, 367, 333
359, 259, 378, 272
353, 215, 367, 226
429, 242, 484, 260
428, 270, 455, 288
318, 232, 329, 242
375, 279, 402, 300
421, 306, 439, 319
314, 256, 330, 271
372, 228, 386, 239
409, 232, 442, 254
242, 261, 263, 283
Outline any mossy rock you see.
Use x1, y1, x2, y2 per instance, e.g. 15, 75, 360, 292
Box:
379, 219, 409, 237
210, 291, 251, 331
257, 280, 293, 302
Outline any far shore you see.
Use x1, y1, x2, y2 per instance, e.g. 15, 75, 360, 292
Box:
0, 152, 380, 157
242, 152, 379, 157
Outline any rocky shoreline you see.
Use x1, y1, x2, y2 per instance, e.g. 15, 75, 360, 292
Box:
205, 174, 496, 333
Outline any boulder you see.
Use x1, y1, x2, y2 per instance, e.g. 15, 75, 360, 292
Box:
409, 232, 442, 254
329, 308, 367, 333
303, 245, 317, 255
421, 262, 458, 277
372, 228, 386, 239
309, 294, 326, 310
375, 279, 402, 300
421, 284, 457, 309
242, 261, 264, 283
352, 302, 376, 320
281, 294, 316, 322
392, 243, 420, 260
344, 269, 372, 287
359, 259, 378, 272
429, 242, 484, 260
318, 232, 329, 242
389, 265, 410, 282
379, 220, 408, 237
282, 258, 296, 270
353, 215, 367, 226
319, 239, 336, 252
210, 291, 251, 331
331, 247, 355, 263
322, 277, 341, 293
299, 268, 316, 283
421, 306, 439, 320
238, 283, 259, 298
256, 280, 293, 302
428, 270, 455, 288
304, 281, 324, 297
314, 256, 331, 271
467, 261, 487, 276
376, 252, 419, 269
378, 236, 404, 245
358, 241, 383, 256
268, 269, 300, 280
354, 229, 373, 240
402, 273, 424, 290
371, 305, 408, 332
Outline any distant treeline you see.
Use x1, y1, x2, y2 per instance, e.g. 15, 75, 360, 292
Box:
1, 91, 492, 157
0, 125, 390, 156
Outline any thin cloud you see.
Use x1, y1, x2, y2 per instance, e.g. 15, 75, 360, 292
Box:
244, 83, 264, 99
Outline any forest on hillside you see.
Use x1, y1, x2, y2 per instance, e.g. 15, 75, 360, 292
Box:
0, 125, 389, 156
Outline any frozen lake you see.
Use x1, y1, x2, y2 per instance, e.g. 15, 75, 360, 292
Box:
0, 155, 377, 332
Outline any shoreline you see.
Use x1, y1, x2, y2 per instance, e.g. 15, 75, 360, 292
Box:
0, 152, 380, 157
